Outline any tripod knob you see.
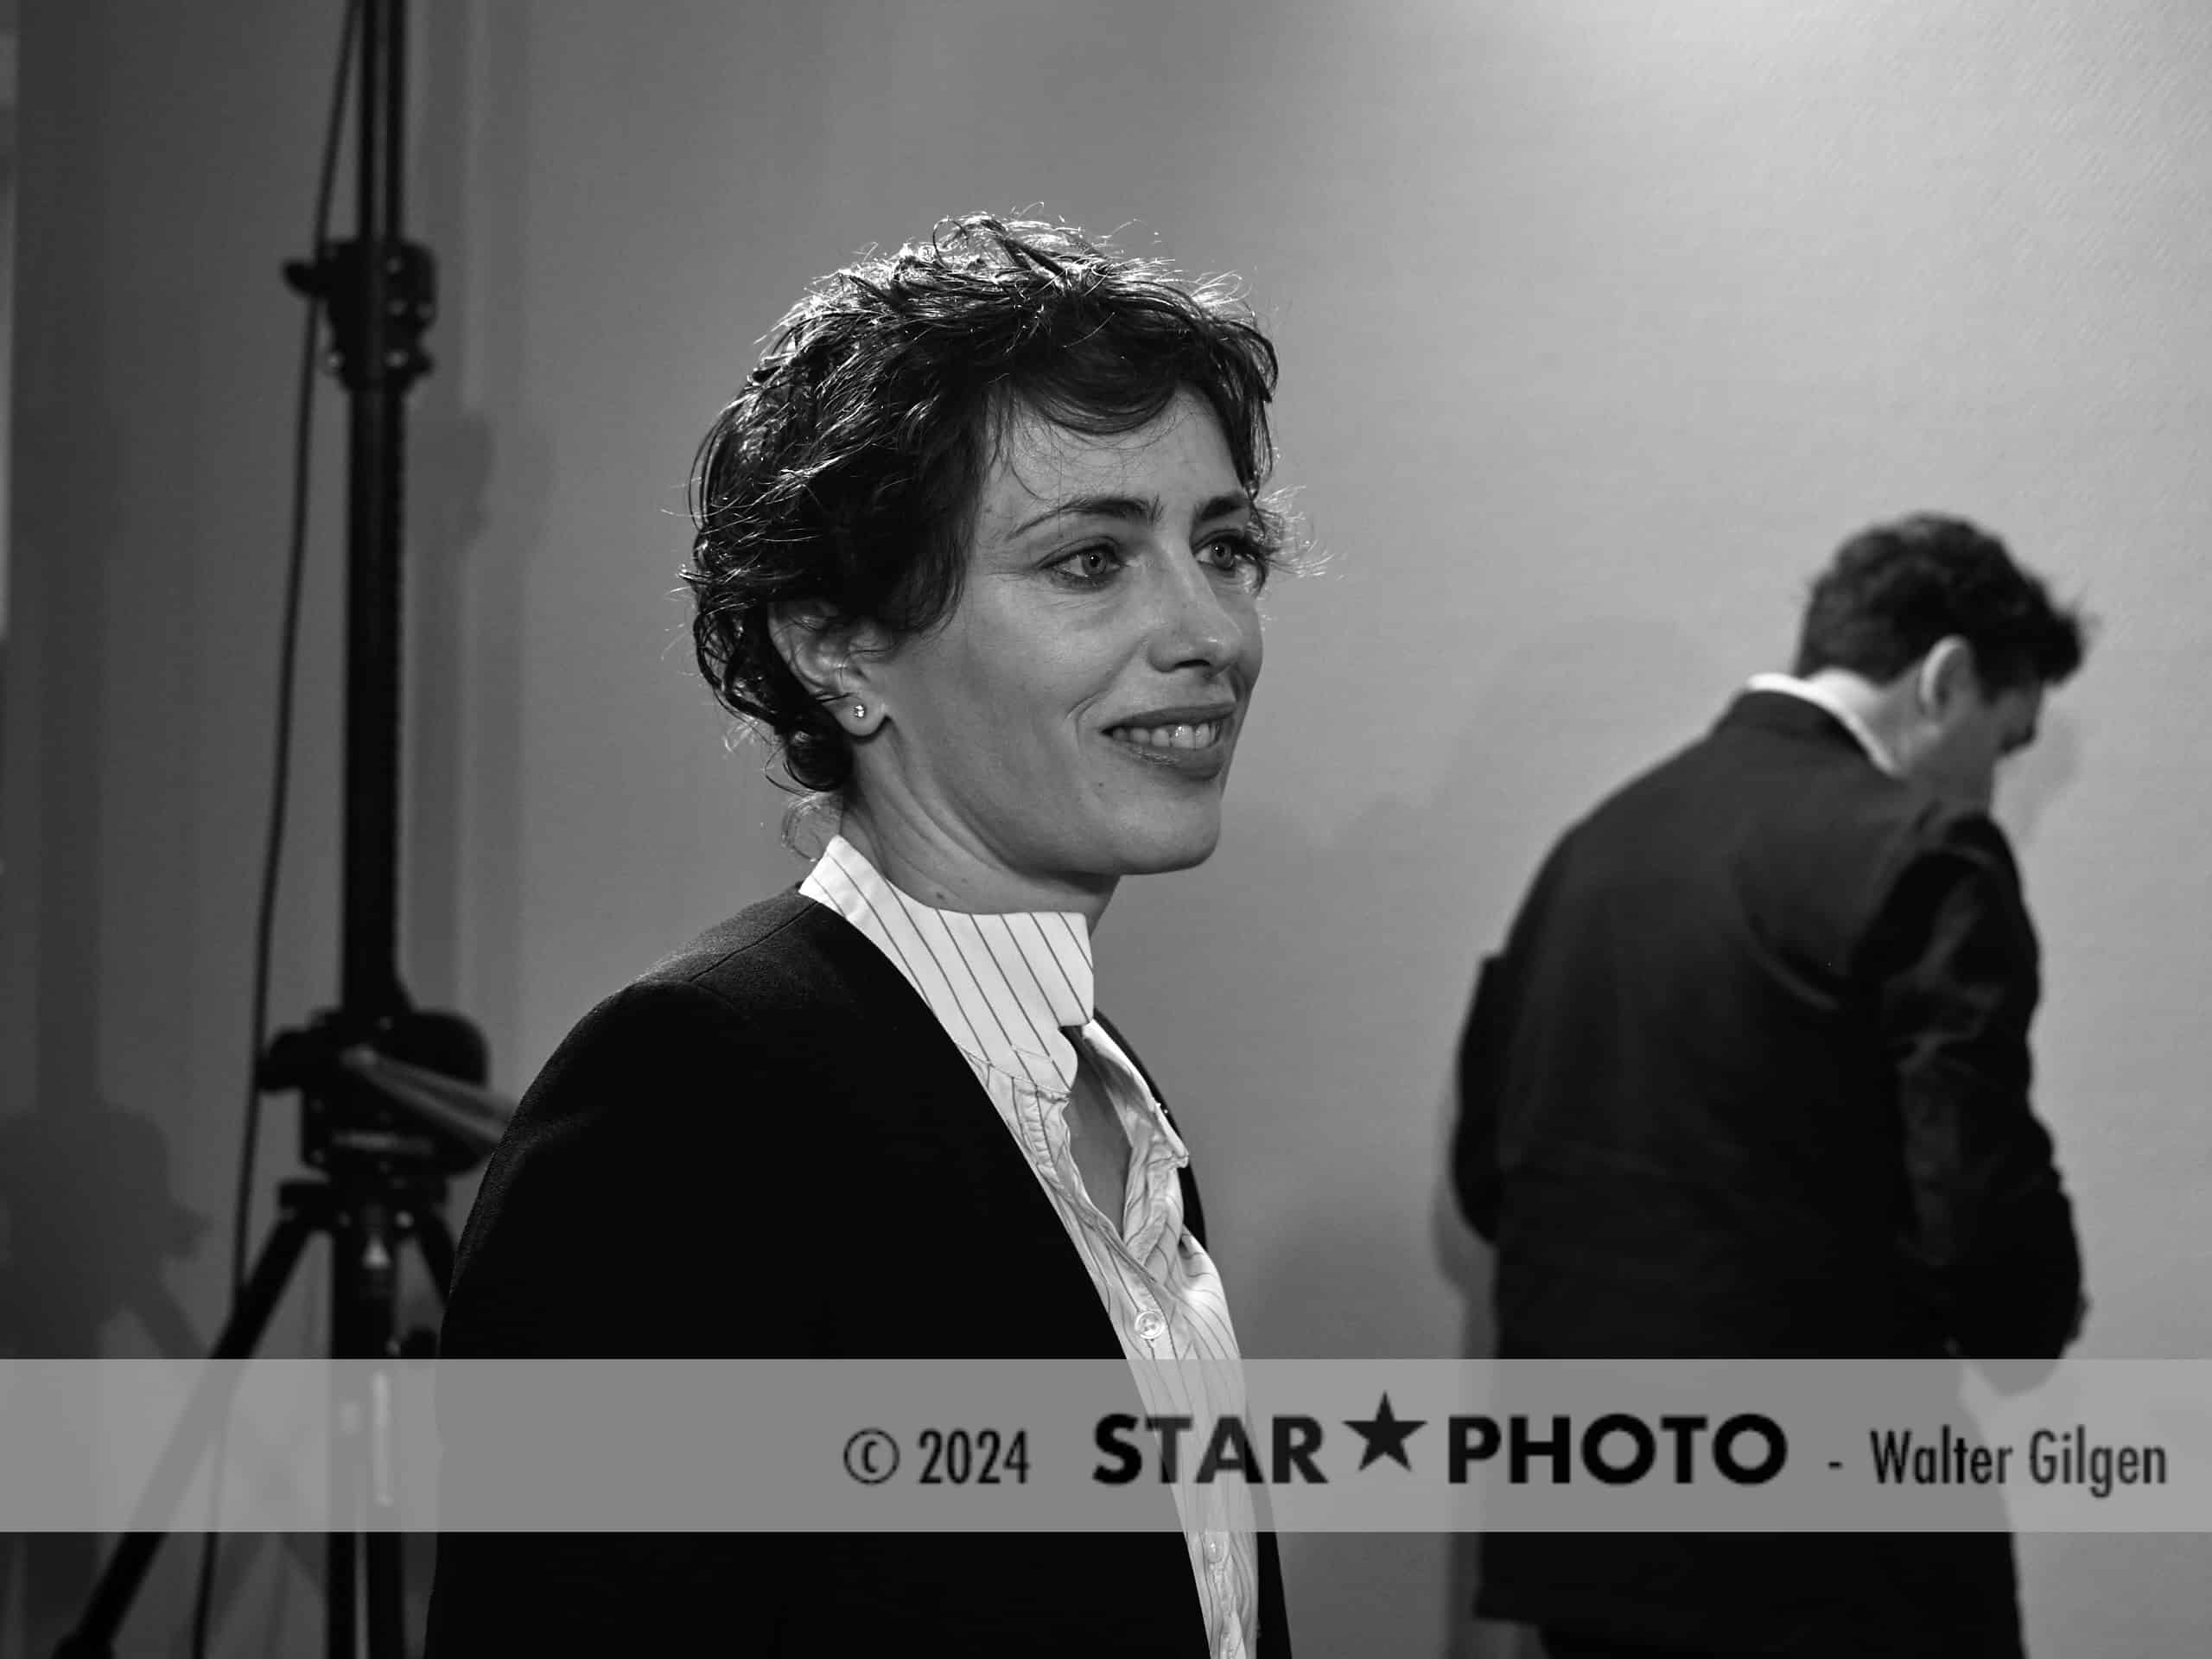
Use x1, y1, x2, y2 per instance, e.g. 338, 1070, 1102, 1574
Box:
385, 1007, 491, 1084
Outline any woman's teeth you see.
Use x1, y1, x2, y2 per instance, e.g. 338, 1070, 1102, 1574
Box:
1113, 720, 1223, 751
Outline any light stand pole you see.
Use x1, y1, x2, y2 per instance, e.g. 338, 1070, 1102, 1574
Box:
54, 2, 511, 1654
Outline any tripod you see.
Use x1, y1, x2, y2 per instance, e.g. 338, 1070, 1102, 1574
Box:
53, 1122, 465, 1659
55, 0, 511, 1653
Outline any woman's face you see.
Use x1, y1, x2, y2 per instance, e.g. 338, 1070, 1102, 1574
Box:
849, 388, 1267, 912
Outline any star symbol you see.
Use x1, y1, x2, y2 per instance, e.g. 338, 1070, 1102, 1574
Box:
1343, 1393, 1426, 1471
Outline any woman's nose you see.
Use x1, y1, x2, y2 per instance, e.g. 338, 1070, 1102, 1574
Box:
1146, 556, 1243, 674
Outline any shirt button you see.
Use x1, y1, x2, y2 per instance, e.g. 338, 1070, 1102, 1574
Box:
1133, 1306, 1166, 1344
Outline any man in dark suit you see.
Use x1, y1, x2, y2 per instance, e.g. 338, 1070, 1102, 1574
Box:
1452, 514, 2089, 1657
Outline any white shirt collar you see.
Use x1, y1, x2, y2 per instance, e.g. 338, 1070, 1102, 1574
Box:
1745, 672, 1898, 777
799, 835, 1095, 1094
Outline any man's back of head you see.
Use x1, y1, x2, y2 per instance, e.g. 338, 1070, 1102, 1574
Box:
1787, 513, 2089, 811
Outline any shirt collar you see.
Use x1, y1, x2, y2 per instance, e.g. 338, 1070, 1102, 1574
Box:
799, 835, 1094, 1093
1744, 672, 1898, 777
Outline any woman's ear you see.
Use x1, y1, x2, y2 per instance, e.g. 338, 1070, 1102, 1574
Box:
769, 603, 891, 737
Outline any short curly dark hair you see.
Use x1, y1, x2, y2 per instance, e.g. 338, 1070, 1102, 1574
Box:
1790, 513, 2088, 693
682, 213, 1288, 797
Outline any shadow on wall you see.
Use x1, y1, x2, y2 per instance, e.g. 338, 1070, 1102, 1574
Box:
1109, 608, 1727, 1659
404, 0, 550, 1099
394, 60, 553, 1627
0, 1103, 208, 1359
0, 1099, 207, 1648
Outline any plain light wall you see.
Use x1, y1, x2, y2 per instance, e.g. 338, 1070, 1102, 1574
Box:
6, 1, 2208, 1654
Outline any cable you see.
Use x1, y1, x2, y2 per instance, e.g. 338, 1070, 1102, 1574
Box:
190, 4, 362, 1653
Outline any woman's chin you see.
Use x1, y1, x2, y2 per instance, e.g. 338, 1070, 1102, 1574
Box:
1105, 809, 1226, 876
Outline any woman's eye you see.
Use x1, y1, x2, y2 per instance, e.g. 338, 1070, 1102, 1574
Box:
1052, 546, 1121, 586
1202, 533, 1272, 587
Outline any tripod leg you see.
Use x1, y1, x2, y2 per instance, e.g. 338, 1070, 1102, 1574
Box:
411, 1206, 457, 1306
329, 1197, 412, 1659
365, 1535, 406, 1657
327, 1533, 358, 1659
52, 1194, 325, 1659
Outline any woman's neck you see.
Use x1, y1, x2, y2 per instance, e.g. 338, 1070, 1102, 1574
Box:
832, 807, 1112, 930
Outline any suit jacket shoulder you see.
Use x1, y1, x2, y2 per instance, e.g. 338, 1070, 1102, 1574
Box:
428, 887, 1282, 1658
442, 889, 1181, 1361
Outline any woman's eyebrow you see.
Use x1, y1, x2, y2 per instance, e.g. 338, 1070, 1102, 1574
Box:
1009, 490, 1250, 537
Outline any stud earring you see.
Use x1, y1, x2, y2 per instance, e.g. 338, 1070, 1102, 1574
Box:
852, 701, 867, 720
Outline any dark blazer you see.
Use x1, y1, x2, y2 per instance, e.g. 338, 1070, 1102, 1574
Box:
1452, 691, 2082, 1656
426, 889, 1291, 1656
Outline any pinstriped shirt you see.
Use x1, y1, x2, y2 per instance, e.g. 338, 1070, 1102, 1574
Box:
800, 835, 1259, 1659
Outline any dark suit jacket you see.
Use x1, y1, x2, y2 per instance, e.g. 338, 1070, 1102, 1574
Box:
1452, 691, 2082, 1656
425, 889, 1289, 1656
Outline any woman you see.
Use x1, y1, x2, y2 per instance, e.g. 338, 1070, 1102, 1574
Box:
427, 214, 1294, 1656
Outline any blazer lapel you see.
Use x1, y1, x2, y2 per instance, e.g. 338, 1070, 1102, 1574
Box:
789, 900, 1131, 1358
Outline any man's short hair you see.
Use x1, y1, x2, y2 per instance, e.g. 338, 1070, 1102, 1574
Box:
1791, 513, 2087, 693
